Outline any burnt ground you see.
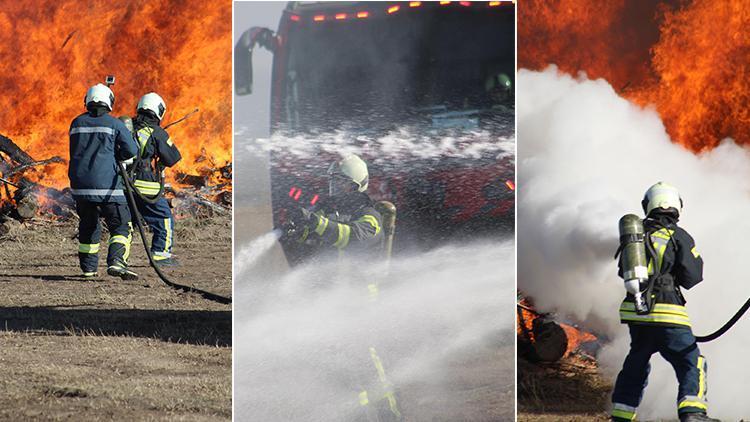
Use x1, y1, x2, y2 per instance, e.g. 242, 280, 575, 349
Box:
0, 215, 231, 421
517, 354, 612, 422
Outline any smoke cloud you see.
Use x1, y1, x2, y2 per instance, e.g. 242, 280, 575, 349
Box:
234, 239, 514, 421
518, 67, 750, 419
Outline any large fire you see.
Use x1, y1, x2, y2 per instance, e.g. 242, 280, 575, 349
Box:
519, 0, 750, 152
0, 0, 231, 190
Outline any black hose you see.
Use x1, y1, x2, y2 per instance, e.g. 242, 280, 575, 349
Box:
695, 297, 750, 343
118, 162, 231, 305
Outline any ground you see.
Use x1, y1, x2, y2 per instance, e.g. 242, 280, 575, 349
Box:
0, 214, 231, 421
517, 353, 612, 422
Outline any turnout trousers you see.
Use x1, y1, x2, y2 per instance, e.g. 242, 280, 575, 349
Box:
76, 200, 133, 273
611, 325, 708, 421
134, 195, 174, 261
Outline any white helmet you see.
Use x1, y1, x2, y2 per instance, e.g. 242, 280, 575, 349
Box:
137, 92, 167, 121
642, 182, 683, 216
328, 154, 369, 196
84, 83, 115, 111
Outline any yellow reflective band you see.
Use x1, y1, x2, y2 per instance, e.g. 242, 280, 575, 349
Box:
370, 347, 388, 383
356, 214, 381, 235
124, 222, 133, 261
691, 246, 700, 258
133, 179, 161, 196
611, 409, 636, 420
620, 302, 689, 317
383, 390, 401, 418
78, 243, 100, 254
164, 218, 172, 254
651, 228, 675, 240
698, 356, 706, 398
368, 283, 379, 301
166, 137, 174, 147
315, 216, 329, 236
136, 127, 154, 154
298, 226, 310, 243
333, 223, 351, 249
109, 235, 129, 245
358, 391, 369, 406
678, 401, 708, 411
620, 312, 692, 327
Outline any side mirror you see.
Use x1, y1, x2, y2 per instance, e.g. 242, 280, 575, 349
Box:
234, 27, 277, 96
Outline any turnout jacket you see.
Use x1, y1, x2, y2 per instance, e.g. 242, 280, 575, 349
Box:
131, 113, 182, 197
68, 110, 138, 203
302, 191, 383, 251
618, 213, 704, 328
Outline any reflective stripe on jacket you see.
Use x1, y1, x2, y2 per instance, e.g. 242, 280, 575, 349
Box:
68, 112, 138, 203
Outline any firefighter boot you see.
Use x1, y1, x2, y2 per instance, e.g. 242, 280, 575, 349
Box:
680, 413, 720, 422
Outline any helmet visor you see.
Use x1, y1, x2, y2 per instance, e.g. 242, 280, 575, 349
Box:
329, 173, 357, 197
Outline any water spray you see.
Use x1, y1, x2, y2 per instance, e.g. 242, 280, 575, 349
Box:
235, 229, 283, 275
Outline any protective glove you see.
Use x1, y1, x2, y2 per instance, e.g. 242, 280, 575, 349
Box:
284, 207, 318, 242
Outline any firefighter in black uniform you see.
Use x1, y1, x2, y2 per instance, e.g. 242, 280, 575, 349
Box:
128, 93, 182, 265
288, 154, 399, 420
288, 154, 382, 254
69, 83, 139, 280
611, 182, 718, 422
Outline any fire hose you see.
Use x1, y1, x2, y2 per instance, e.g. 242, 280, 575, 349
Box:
118, 162, 231, 305
695, 297, 750, 343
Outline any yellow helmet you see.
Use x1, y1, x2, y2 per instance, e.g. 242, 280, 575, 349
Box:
328, 154, 369, 196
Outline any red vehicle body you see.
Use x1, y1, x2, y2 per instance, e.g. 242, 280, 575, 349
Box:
236, 1, 515, 263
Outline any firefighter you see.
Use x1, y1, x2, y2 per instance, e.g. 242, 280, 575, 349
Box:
611, 182, 718, 422
129, 93, 182, 265
485, 72, 513, 110
69, 83, 139, 280
288, 154, 382, 254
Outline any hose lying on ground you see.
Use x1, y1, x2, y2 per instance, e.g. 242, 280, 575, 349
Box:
118, 162, 232, 305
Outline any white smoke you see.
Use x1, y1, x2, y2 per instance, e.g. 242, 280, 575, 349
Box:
234, 239, 514, 421
518, 67, 750, 419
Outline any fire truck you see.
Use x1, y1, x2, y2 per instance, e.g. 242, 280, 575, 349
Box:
236, 1, 515, 264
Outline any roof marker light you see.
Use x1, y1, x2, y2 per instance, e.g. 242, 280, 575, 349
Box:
439, 1, 451, 4
313, 15, 325, 22
488, 1, 500, 6
335, 13, 347, 20
387, 5, 400, 14
290, 14, 300, 22
409, 1, 422, 7
459, 1, 471, 6
310, 194, 320, 206
356, 11, 369, 18
505, 180, 515, 191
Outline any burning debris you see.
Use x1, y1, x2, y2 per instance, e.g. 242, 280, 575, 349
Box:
0, 130, 230, 225
517, 293, 598, 364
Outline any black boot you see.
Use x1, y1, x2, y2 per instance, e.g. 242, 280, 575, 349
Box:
680, 412, 721, 422
107, 264, 138, 281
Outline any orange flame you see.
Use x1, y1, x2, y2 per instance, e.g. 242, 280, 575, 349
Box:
519, 0, 750, 152
0, 0, 231, 189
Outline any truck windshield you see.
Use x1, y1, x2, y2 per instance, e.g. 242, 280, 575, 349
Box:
283, 7, 514, 133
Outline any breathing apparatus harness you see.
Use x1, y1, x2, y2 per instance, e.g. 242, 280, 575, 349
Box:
116, 109, 230, 305
617, 214, 748, 343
